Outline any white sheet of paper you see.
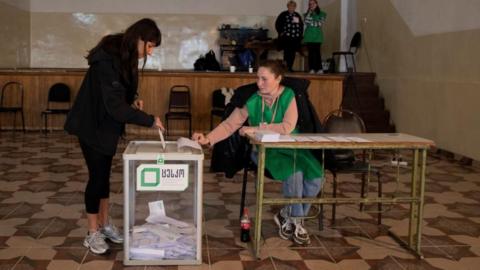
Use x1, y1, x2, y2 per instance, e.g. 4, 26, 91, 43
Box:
278, 135, 296, 142
326, 136, 351, 142
308, 136, 332, 142
177, 137, 202, 150
148, 200, 166, 217
345, 136, 371, 142
158, 129, 166, 149
293, 136, 314, 142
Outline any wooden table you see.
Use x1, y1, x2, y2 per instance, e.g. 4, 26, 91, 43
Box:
247, 133, 434, 259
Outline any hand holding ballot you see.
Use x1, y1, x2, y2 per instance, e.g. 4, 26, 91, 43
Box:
152, 116, 165, 131
192, 132, 210, 146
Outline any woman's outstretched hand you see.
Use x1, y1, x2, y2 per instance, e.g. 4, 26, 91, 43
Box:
192, 132, 210, 146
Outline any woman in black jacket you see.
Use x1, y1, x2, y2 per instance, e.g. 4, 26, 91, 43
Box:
275, 1, 304, 72
64, 18, 164, 254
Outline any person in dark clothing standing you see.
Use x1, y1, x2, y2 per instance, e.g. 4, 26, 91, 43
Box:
64, 18, 164, 255
275, 1, 303, 72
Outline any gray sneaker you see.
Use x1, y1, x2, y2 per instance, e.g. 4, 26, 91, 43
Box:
83, 231, 109, 254
100, 221, 124, 244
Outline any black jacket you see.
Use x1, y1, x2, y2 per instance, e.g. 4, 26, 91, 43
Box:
64, 49, 154, 156
275, 10, 304, 41
210, 77, 325, 177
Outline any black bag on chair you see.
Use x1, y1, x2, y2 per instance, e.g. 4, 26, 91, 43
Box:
204, 50, 221, 71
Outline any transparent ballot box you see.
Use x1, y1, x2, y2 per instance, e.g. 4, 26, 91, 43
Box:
122, 141, 203, 265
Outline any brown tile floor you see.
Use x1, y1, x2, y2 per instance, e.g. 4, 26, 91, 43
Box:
1, 132, 480, 269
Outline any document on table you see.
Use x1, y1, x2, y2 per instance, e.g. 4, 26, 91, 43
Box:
292, 136, 314, 142
325, 136, 352, 142
308, 135, 332, 142
345, 136, 371, 142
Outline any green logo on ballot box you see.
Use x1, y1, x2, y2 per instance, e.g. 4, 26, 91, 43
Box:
136, 164, 189, 191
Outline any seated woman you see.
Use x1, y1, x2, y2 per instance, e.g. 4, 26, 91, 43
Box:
193, 60, 323, 245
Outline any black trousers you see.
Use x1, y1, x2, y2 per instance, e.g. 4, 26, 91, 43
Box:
306, 43, 322, 72
79, 140, 113, 214
281, 39, 301, 72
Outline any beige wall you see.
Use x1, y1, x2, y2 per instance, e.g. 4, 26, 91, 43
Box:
356, 0, 480, 160
0, 2, 30, 68
1, 0, 340, 69
30, 13, 275, 69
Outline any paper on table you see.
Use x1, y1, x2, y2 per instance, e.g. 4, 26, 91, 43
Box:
345, 136, 371, 142
308, 135, 332, 142
326, 136, 351, 142
158, 129, 166, 149
292, 135, 314, 142
177, 137, 202, 150
278, 135, 296, 142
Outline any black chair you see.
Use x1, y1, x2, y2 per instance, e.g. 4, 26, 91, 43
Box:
332, 32, 361, 73
0, 81, 25, 132
210, 89, 226, 130
41, 83, 71, 133
165, 85, 192, 137
322, 109, 382, 225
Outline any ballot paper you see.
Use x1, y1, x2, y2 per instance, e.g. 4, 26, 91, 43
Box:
130, 199, 197, 260
255, 130, 280, 142
158, 129, 166, 149
344, 136, 371, 142
177, 137, 202, 151
326, 136, 352, 142
292, 136, 314, 142
308, 135, 332, 142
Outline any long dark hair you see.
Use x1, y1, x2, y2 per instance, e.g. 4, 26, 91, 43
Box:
87, 18, 161, 101
308, 0, 321, 15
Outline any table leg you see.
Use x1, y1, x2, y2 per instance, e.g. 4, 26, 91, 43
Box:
408, 149, 419, 247
253, 146, 266, 259
415, 149, 427, 257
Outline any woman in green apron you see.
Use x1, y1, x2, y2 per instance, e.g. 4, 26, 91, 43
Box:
193, 60, 323, 245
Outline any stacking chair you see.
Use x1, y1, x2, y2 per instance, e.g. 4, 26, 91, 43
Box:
332, 32, 361, 73
165, 85, 192, 137
0, 81, 25, 132
210, 89, 226, 130
322, 109, 382, 225
41, 83, 71, 133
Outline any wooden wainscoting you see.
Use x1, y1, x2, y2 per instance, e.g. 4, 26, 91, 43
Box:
0, 69, 344, 136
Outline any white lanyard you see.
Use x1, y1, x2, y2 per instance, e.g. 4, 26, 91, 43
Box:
261, 95, 280, 125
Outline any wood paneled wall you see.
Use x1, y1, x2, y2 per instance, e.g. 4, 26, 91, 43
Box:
0, 70, 343, 136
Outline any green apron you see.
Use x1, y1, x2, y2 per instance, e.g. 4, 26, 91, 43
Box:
246, 87, 323, 181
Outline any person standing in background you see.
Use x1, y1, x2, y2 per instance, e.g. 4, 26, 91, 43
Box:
275, 1, 304, 72
304, 0, 327, 74
64, 18, 165, 255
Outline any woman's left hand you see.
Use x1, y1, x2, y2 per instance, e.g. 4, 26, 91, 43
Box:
133, 99, 144, 110
239, 126, 256, 136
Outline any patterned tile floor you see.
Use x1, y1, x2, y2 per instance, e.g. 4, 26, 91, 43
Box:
1, 132, 480, 270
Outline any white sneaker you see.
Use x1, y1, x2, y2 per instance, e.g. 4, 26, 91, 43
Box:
317, 70, 324, 74
292, 218, 311, 245
84, 231, 109, 254
100, 220, 124, 244
309, 70, 315, 74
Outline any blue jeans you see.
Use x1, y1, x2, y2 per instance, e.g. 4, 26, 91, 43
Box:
282, 171, 322, 218
251, 150, 323, 218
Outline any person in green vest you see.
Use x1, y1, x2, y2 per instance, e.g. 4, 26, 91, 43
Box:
303, 0, 327, 74
193, 60, 323, 245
